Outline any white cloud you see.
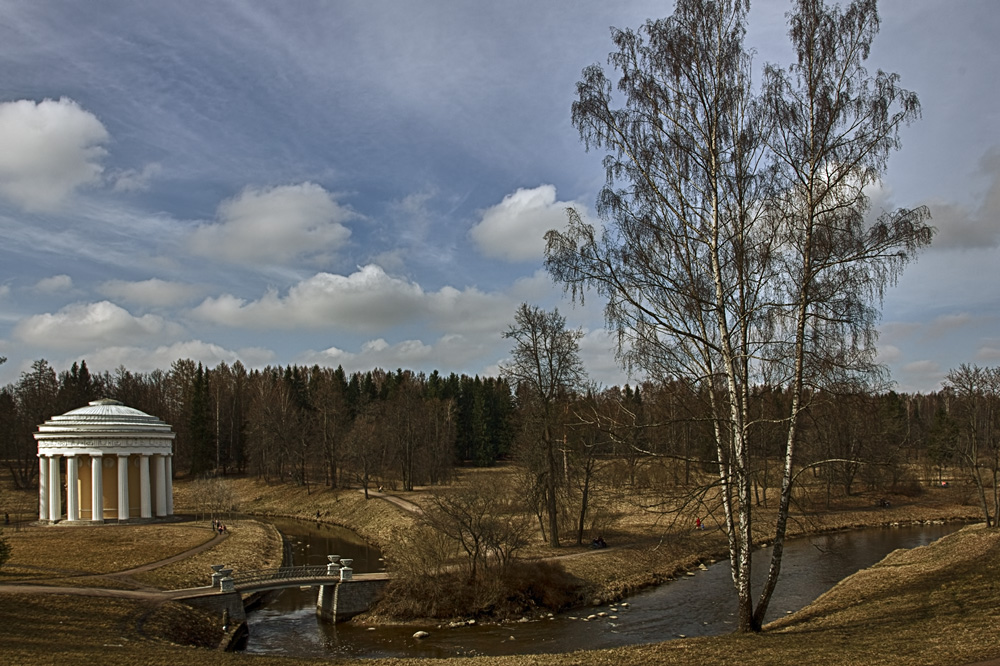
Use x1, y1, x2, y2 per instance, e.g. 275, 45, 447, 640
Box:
34, 274, 73, 293
892, 360, 947, 394
0, 98, 109, 211
926, 312, 975, 338
299, 333, 493, 375
111, 162, 162, 193
579, 328, 631, 386
188, 182, 354, 266
13, 301, 181, 349
922, 150, 1000, 251
470, 185, 583, 262
83, 340, 275, 375
876, 344, 903, 365
191, 264, 514, 335
99, 278, 203, 307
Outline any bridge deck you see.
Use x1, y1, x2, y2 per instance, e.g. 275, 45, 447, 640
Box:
233, 569, 389, 593
168, 568, 390, 598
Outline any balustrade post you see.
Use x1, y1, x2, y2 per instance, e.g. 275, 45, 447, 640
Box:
339, 558, 353, 582
218, 568, 233, 588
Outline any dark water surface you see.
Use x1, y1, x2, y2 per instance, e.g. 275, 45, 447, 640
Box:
243, 520, 961, 659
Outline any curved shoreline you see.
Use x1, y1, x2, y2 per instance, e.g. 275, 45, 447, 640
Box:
223, 477, 984, 623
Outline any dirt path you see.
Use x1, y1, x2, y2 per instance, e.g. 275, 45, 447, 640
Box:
109, 528, 227, 577
364, 488, 423, 514
0, 525, 228, 600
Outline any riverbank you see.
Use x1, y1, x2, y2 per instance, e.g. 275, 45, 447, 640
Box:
214, 471, 984, 611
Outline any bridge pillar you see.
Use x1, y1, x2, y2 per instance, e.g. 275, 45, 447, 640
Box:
317, 583, 337, 623
316, 576, 389, 623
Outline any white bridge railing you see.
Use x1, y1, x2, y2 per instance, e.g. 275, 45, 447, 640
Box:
230, 565, 335, 588
213, 556, 354, 592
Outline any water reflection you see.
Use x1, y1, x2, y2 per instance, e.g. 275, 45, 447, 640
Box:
244, 520, 961, 659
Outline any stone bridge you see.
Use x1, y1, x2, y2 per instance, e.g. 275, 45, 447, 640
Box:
173, 556, 390, 625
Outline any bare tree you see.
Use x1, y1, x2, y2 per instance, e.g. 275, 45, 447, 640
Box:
547, 0, 932, 631
943, 364, 1000, 527
190, 476, 241, 523
423, 475, 533, 581
501, 304, 585, 547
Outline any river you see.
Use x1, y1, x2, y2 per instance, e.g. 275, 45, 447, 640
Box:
243, 519, 961, 659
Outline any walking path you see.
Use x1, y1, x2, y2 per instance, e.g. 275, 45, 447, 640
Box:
0, 524, 228, 601
363, 488, 423, 514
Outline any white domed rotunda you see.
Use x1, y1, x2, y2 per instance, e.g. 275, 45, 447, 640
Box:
35, 398, 175, 523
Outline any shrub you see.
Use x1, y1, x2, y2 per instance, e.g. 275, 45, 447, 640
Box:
376, 558, 585, 621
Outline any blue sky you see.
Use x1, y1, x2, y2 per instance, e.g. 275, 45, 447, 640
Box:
0, 0, 996, 393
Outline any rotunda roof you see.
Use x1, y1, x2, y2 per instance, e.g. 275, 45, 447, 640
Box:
35, 399, 175, 454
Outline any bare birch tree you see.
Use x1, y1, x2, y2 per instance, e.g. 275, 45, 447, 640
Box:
546, 0, 932, 632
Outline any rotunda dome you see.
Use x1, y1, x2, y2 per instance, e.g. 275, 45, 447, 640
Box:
36, 398, 174, 454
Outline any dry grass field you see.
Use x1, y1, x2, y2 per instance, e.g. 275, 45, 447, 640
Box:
1, 523, 213, 582
131, 519, 283, 590
1, 468, 999, 665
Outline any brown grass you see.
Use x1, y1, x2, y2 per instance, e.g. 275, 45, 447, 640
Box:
131, 519, 284, 589
0, 523, 213, 582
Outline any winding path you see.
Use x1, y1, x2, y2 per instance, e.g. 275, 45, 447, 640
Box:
0, 527, 229, 601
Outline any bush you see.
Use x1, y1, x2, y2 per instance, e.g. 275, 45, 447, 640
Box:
376, 559, 585, 621
892, 469, 925, 497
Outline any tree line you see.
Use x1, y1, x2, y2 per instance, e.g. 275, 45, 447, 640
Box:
3, 356, 997, 518
0, 358, 514, 494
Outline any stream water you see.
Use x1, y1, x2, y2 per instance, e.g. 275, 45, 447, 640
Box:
243, 519, 961, 659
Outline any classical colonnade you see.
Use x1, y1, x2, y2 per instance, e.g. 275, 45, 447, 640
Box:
37, 451, 174, 523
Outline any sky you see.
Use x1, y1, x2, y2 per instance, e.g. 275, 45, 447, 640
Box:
0, 0, 996, 395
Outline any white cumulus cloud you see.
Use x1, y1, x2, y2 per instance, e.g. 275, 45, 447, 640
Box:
191, 264, 514, 335
470, 185, 584, 262
0, 98, 109, 211
13, 301, 181, 349
188, 182, 354, 266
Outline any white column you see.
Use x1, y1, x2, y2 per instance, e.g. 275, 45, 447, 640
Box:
48, 455, 61, 522
117, 454, 130, 520
165, 455, 174, 516
65, 455, 79, 521
154, 454, 167, 517
38, 456, 49, 521
139, 454, 151, 519
91, 454, 103, 522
